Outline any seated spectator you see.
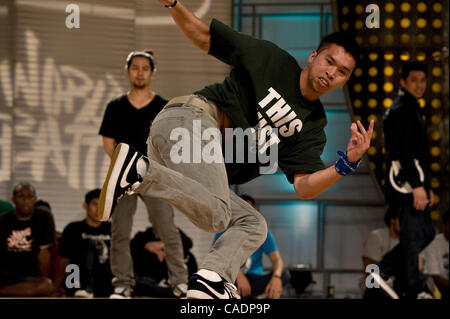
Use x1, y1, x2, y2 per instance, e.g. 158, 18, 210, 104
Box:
130, 222, 197, 297
420, 211, 449, 299
361, 206, 400, 298
0, 182, 56, 297
214, 195, 290, 299
55, 189, 113, 298
0, 200, 14, 215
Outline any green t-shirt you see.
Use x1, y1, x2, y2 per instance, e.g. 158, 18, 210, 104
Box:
195, 19, 327, 185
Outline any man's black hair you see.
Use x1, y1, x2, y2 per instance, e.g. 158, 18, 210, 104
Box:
401, 61, 428, 80
12, 182, 36, 198
239, 194, 256, 206
85, 188, 101, 204
384, 205, 399, 227
317, 32, 362, 67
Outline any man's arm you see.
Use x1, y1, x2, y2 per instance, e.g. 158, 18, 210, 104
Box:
157, 0, 211, 52
265, 251, 284, 299
102, 136, 116, 158
235, 271, 252, 297
38, 246, 52, 277
294, 120, 374, 199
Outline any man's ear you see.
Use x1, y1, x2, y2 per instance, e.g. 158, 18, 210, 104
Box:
400, 78, 406, 89
308, 50, 318, 64
83, 202, 87, 211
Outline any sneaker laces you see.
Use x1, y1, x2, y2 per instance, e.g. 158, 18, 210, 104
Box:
224, 282, 241, 299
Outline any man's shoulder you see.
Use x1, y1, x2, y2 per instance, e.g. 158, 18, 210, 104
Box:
106, 94, 128, 108
369, 227, 389, 239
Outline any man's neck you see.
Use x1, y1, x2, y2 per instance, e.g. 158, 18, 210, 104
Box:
389, 227, 399, 240
13, 210, 33, 221
86, 217, 101, 228
300, 68, 321, 102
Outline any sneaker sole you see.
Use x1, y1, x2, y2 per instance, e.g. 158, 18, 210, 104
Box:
98, 143, 129, 221
186, 291, 215, 299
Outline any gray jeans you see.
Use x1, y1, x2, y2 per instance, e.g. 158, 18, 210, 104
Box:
110, 180, 188, 290
134, 95, 267, 283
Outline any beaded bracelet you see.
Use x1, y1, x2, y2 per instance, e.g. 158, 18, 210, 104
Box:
334, 151, 361, 176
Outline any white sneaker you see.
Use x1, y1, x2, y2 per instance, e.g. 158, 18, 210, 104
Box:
187, 269, 241, 299
173, 283, 188, 298
368, 273, 399, 299
109, 286, 132, 299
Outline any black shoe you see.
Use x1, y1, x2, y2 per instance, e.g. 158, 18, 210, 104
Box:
187, 269, 240, 299
98, 143, 148, 221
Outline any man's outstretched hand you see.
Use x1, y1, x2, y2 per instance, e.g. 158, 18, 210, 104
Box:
346, 120, 375, 162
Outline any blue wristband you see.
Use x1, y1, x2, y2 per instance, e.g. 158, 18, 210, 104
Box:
334, 151, 361, 176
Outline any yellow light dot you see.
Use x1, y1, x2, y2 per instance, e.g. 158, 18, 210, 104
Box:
416, 52, 426, 61
341, 22, 349, 30
431, 131, 441, 141
354, 99, 362, 108
355, 20, 364, 30
431, 146, 441, 156
433, 35, 442, 44
432, 51, 441, 61
431, 163, 441, 172
369, 162, 376, 170
431, 178, 440, 188
368, 98, 378, 108
433, 194, 440, 204
385, 18, 395, 28
354, 115, 361, 122
433, 3, 442, 12
431, 115, 441, 124
433, 19, 443, 29
369, 52, 378, 61
400, 2, 411, 12
355, 4, 364, 14
384, 52, 394, 61
422, 115, 426, 121
432, 67, 442, 77
384, 82, 394, 93
368, 83, 377, 92
400, 52, 410, 61
419, 99, 426, 108
417, 18, 427, 28
368, 114, 377, 122
400, 34, 410, 44
354, 68, 363, 77
381, 179, 385, 186
369, 35, 379, 44
400, 18, 411, 28
431, 210, 440, 220
368, 67, 378, 77
385, 2, 395, 13
384, 66, 394, 77
368, 147, 377, 156
355, 36, 363, 45
431, 99, 441, 109
432, 83, 442, 93
354, 84, 362, 93
382, 147, 386, 155
383, 98, 393, 108
384, 34, 394, 44
371, 131, 377, 140
417, 2, 427, 12
342, 6, 349, 15
416, 34, 426, 44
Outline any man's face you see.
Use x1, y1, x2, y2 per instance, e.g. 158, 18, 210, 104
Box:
126, 56, 152, 89
85, 198, 99, 221
307, 43, 355, 95
400, 70, 427, 100
12, 186, 37, 216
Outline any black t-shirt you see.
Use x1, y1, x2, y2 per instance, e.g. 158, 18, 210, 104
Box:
59, 219, 112, 296
99, 94, 168, 155
0, 209, 56, 277
195, 19, 327, 185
